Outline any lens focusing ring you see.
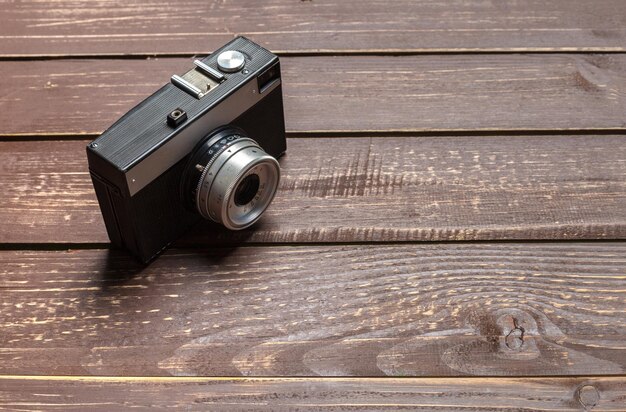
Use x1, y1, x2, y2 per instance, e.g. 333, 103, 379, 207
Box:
193, 135, 280, 229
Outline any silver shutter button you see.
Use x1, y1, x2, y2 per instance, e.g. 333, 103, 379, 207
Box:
216, 50, 246, 73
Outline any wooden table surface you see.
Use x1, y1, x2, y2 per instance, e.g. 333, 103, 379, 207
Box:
1, 1, 625, 410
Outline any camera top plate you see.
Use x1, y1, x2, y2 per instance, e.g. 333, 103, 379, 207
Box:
87, 37, 280, 197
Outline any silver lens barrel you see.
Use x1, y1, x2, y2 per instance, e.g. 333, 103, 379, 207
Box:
195, 138, 280, 229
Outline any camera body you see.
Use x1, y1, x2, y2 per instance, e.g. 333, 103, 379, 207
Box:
87, 37, 286, 263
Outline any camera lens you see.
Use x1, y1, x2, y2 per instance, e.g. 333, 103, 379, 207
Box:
234, 174, 260, 206
182, 127, 280, 230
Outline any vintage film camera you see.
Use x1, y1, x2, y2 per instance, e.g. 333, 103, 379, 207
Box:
87, 37, 286, 262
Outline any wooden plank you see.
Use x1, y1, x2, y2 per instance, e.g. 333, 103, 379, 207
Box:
1, 136, 625, 245
1, 0, 625, 56
0, 244, 625, 376
1, 55, 626, 136
0, 376, 624, 411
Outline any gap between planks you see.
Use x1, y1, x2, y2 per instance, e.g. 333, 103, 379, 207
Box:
4, 128, 626, 141
1, 239, 626, 253
1, 374, 626, 381
1, 49, 626, 61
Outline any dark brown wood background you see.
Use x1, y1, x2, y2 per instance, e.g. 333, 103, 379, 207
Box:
0, 1, 625, 410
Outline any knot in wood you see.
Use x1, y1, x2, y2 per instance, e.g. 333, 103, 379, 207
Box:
504, 326, 524, 350
577, 385, 600, 410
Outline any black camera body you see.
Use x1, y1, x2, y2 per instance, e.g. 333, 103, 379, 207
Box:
87, 37, 286, 262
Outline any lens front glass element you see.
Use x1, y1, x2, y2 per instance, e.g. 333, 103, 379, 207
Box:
234, 173, 260, 206
225, 160, 279, 229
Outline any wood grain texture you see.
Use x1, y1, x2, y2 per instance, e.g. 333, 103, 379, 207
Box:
0, 244, 625, 377
1, 0, 625, 56
2, 0, 625, 407
1, 135, 625, 244
0, 376, 624, 411
1, 54, 626, 135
